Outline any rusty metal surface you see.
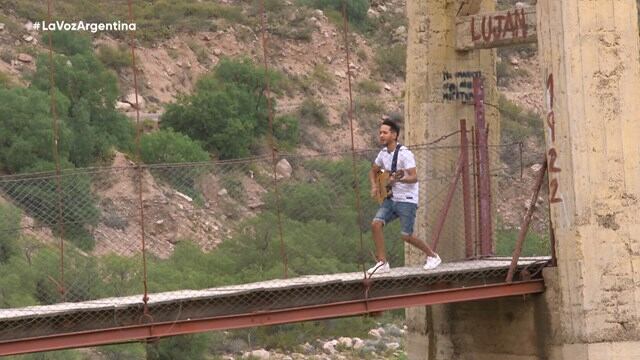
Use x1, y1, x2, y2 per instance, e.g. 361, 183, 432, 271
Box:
473, 78, 494, 255
0, 261, 547, 356
0, 257, 549, 355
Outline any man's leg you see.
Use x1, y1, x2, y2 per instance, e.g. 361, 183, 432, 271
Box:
371, 199, 394, 261
371, 220, 386, 261
396, 202, 438, 258
400, 234, 436, 257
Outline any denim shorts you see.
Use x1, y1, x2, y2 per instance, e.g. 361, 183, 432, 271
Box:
373, 199, 417, 235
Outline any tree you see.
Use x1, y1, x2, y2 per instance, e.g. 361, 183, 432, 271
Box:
161, 58, 283, 159
0, 203, 21, 264
140, 129, 211, 197
0, 87, 71, 173
41, 31, 92, 57
140, 129, 209, 164
31, 49, 134, 167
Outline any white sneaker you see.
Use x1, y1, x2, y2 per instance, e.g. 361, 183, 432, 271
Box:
423, 254, 442, 270
367, 260, 390, 276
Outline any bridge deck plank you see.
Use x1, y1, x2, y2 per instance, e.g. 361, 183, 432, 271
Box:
0, 257, 550, 321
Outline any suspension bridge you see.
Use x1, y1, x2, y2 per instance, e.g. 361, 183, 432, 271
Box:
0, 125, 554, 356
0, 0, 561, 356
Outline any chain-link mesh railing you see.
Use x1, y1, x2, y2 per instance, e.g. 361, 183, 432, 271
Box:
0, 134, 551, 351
490, 143, 551, 258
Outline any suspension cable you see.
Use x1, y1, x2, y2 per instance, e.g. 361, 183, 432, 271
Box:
341, 1, 368, 278
46, 0, 66, 301
259, 0, 288, 278
126, 0, 151, 316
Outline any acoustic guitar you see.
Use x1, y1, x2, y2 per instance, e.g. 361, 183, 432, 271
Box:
373, 169, 404, 204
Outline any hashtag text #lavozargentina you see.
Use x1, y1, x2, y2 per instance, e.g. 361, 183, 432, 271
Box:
39, 21, 136, 33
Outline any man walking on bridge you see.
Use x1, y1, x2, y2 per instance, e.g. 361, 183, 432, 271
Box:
368, 120, 441, 275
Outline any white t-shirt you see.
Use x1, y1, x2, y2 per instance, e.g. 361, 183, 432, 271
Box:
374, 145, 419, 204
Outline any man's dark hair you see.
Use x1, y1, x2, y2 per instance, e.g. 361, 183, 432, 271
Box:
381, 119, 400, 137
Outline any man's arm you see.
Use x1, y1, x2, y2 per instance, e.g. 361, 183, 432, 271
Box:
370, 163, 381, 198
397, 167, 418, 183
396, 149, 418, 184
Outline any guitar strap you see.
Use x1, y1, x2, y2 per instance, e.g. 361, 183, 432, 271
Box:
391, 143, 401, 173
383, 143, 402, 200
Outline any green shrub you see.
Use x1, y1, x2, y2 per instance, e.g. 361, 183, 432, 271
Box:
356, 48, 368, 61
0, 49, 13, 64
496, 217, 550, 257
499, 95, 543, 142
374, 44, 406, 81
99, 343, 146, 360
0, 71, 14, 88
221, 174, 246, 203
356, 79, 380, 94
0, 203, 21, 263
97, 44, 132, 70
299, 0, 370, 24
141, 129, 210, 198
254, 0, 288, 13
186, 40, 210, 65
273, 115, 300, 148
146, 334, 210, 360
355, 96, 383, 115
310, 64, 335, 88
31, 51, 135, 167
0, 87, 71, 173
131, 1, 246, 42
299, 97, 328, 126
41, 31, 92, 56
269, 7, 315, 41
140, 129, 209, 165
162, 58, 283, 159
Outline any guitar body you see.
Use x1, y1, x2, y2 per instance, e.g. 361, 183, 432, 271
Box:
374, 170, 392, 204
374, 169, 404, 204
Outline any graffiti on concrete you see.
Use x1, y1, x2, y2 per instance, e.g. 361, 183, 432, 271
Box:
545, 74, 562, 204
471, 8, 528, 45
442, 70, 481, 102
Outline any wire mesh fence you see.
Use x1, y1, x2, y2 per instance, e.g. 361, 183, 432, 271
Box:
0, 136, 551, 354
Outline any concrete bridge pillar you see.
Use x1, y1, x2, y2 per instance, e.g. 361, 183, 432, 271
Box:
537, 0, 640, 358
404, 0, 498, 359
405, 0, 640, 359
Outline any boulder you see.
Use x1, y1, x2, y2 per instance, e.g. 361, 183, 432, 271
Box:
368, 328, 382, 339
367, 9, 380, 18
243, 349, 269, 359
386, 342, 400, 351
125, 93, 145, 109
115, 101, 132, 111
276, 158, 292, 179
338, 336, 353, 348
17, 53, 33, 63
322, 340, 338, 354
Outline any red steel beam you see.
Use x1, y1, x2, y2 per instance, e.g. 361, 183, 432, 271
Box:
0, 280, 544, 356
430, 151, 464, 251
506, 160, 548, 282
460, 119, 474, 258
473, 77, 493, 256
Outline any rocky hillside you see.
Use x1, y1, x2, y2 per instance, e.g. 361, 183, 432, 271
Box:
0, 0, 551, 257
